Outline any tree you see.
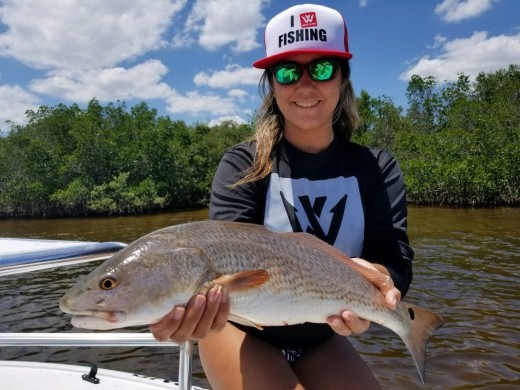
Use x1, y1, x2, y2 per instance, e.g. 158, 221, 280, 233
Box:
406, 75, 443, 134
354, 91, 404, 153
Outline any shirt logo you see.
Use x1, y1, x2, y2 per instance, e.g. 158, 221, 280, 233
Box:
264, 174, 365, 256
300, 12, 317, 28
281, 193, 347, 244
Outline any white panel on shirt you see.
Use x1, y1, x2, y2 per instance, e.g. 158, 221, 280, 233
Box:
264, 173, 364, 257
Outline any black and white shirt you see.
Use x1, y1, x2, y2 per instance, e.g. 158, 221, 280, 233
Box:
209, 137, 414, 349
209, 136, 413, 295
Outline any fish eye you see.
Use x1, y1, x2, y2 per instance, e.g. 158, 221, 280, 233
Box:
99, 276, 118, 290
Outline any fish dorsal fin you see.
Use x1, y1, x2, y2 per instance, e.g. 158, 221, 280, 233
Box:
208, 270, 269, 293
280, 232, 394, 294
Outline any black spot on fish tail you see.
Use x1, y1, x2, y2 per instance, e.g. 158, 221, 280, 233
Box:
399, 302, 444, 383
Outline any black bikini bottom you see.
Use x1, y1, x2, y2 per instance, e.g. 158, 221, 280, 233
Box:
230, 321, 335, 362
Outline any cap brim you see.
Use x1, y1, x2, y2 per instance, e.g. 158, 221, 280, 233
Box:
253, 49, 353, 69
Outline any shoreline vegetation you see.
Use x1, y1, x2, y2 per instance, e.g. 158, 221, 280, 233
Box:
1, 66, 518, 218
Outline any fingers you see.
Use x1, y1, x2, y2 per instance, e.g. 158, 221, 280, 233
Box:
171, 294, 208, 343
384, 287, 401, 310
327, 311, 370, 336
149, 306, 184, 342
350, 257, 401, 310
150, 294, 205, 343
191, 286, 230, 339
150, 286, 230, 343
211, 286, 231, 331
326, 259, 403, 337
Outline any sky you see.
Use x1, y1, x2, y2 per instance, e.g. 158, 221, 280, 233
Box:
1, 0, 519, 133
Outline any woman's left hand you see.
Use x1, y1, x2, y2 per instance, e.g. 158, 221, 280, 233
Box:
326, 258, 401, 336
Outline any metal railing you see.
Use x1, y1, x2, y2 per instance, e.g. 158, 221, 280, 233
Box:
0, 333, 195, 390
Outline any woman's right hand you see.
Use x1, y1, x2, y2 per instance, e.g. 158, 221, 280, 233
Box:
150, 286, 230, 343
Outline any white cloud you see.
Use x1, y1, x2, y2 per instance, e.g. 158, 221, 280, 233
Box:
208, 115, 247, 127
0, 84, 40, 131
175, 0, 265, 52
228, 89, 249, 101
435, 0, 494, 22
0, 0, 263, 126
171, 31, 194, 49
193, 64, 262, 88
29, 60, 173, 102
166, 90, 239, 116
432, 34, 448, 49
359, 0, 369, 8
400, 31, 520, 82
0, 0, 187, 70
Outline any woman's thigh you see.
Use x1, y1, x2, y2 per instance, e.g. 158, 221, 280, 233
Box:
199, 325, 380, 390
292, 334, 381, 390
199, 323, 305, 390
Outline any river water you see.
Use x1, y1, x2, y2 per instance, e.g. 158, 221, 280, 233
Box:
0, 207, 519, 389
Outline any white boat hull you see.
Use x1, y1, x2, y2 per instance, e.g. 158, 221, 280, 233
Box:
0, 361, 207, 390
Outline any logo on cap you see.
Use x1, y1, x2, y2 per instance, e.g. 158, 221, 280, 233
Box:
300, 12, 317, 28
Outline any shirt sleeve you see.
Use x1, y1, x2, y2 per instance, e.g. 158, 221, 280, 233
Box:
209, 143, 266, 224
360, 148, 414, 297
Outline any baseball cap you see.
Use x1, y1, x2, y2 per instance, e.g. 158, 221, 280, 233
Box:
253, 4, 353, 69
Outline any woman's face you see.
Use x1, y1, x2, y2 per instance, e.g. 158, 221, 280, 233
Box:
272, 54, 342, 137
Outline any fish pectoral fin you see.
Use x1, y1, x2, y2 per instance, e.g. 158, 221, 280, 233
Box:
228, 314, 264, 330
211, 270, 269, 293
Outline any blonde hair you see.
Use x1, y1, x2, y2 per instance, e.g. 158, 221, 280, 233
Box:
235, 60, 360, 186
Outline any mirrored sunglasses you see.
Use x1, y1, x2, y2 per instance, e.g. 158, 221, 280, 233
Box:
272, 58, 340, 85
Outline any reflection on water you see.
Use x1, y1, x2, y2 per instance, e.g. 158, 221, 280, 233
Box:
1, 207, 519, 389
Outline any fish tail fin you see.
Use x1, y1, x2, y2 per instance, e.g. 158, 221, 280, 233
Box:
399, 302, 444, 384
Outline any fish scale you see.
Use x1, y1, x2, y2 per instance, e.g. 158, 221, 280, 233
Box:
60, 220, 443, 383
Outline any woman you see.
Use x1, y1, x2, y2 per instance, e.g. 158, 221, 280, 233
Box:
151, 4, 413, 389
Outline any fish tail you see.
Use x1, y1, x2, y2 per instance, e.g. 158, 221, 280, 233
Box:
399, 302, 444, 384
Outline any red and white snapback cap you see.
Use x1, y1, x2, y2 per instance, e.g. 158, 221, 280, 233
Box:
253, 4, 352, 69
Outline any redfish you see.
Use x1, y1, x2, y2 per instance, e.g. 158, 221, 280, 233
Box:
60, 220, 443, 382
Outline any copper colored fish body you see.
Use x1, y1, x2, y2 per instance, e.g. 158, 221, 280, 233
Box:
60, 220, 443, 383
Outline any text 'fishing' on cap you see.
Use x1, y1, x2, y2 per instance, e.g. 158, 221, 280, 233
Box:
253, 4, 353, 69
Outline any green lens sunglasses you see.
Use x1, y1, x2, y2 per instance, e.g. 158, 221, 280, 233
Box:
272, 58, 340, 85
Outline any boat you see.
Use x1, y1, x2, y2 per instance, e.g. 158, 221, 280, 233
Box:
0, 237, 208, 390
0, 237, 127, 276
0, 361, 183, 390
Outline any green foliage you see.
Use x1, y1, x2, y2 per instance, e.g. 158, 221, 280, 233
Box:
50, 178, 90, 215
87, 172, 167, 215
0, 100, 252, 217
352, 91, 406, 153
396, 65, 519, 205
354, 65, 519, 206
0, 65, 518, 217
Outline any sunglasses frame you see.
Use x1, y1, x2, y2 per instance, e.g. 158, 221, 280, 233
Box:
271, 58, 341, 85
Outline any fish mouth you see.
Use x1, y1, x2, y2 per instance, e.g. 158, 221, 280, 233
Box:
66, 310, 128, 330
68, 310, 125, 323
60, 302, 126, 323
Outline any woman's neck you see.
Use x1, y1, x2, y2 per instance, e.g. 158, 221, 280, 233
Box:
283, 126, 334, 154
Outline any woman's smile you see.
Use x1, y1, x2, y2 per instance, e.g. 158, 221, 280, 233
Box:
294, 100, 321, 108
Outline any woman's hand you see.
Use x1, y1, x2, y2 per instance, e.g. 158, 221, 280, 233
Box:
150, 286, 230, 343
326, 258, 401, 336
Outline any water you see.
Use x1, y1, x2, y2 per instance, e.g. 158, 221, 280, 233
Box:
1, 207, 519, 389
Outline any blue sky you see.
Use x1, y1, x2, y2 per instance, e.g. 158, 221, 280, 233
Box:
1, 0, 519, 133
